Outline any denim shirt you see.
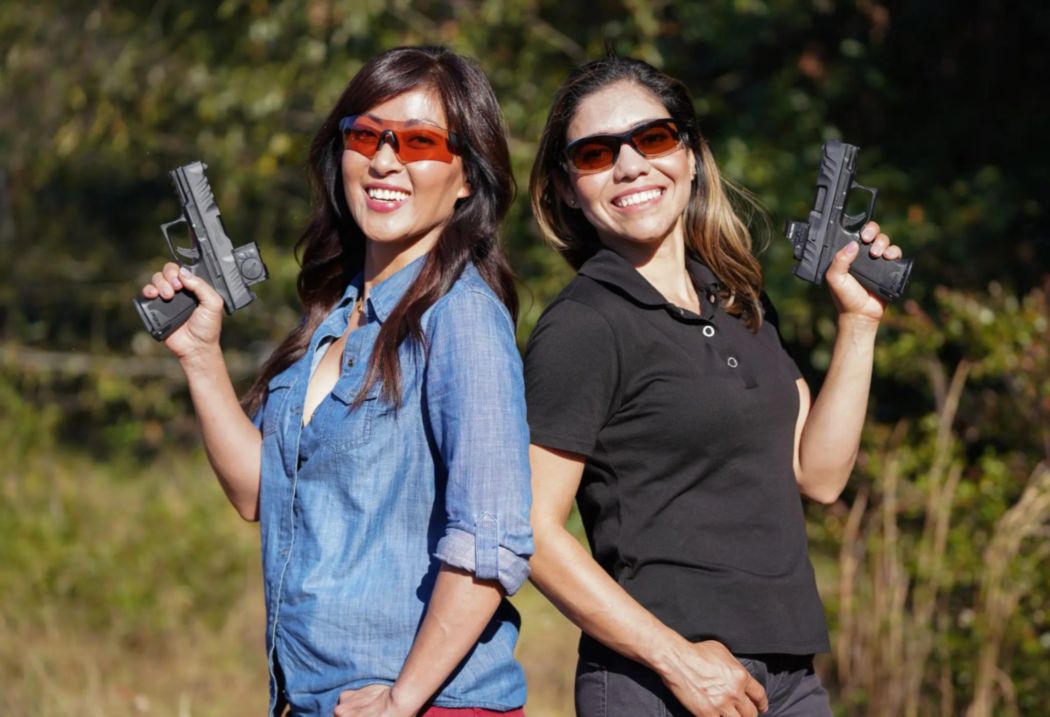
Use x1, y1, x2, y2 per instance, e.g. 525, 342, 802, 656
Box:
255, 256, 533, 715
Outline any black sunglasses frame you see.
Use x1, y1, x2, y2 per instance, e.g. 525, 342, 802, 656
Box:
563, 118, 687, 174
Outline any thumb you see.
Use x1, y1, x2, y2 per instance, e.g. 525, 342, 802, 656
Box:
826, 240, 859, 280
178, 266, 225, 312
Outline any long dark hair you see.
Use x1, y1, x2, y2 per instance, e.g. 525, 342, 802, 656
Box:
242, 46, 516, 415
529, 56, 764, 330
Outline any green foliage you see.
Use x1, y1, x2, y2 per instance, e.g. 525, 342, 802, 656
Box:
0, 379, 258, 645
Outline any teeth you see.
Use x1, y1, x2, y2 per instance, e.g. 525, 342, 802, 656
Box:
615, 189, 662, 207
367, 188, 410, 201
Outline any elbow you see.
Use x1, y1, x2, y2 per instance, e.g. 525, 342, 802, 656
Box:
233, 498, 260, 522
798, 472, 847, 505
528, 519, 571, 576
804, 486, 843, 505
796, 458, 855, 505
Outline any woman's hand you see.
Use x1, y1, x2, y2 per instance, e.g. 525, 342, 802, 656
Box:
141, 261, 225, 361
334, 684, 414, 717
655, 637, 767, 717
824, 221, 904, 325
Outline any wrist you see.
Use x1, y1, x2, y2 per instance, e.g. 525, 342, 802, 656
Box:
388, 681, 425, 717
177, 342, 224, 373
836, 312, 881, 338
638, 627, 689, 678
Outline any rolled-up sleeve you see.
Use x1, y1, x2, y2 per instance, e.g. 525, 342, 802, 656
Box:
425, 287, 534, 595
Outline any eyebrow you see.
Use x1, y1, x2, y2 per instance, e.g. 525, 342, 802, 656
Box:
361, 113, 444, 129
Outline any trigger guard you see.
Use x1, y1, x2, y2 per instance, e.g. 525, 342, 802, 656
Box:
160, 217, 200, 266
842, 211, 868, 230
844, 181, 878, 231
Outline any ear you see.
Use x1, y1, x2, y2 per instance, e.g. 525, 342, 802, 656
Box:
688, 149, 698, 183
456, 166, 472, 200
553, 173, 578, 208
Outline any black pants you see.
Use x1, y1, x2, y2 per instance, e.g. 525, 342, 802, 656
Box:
575, 651, 832, 717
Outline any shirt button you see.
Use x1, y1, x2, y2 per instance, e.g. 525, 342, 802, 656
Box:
727, 356, 739, 368
346, 356, 355, 367
702, 325, 716, 337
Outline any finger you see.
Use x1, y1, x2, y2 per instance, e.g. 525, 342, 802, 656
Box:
162, 261, 184, 290
883, 244, 903, 260
151, 271, 175, 299
860, 221, 879, 243
744, 674, 768, 712
868, 233, 891, 258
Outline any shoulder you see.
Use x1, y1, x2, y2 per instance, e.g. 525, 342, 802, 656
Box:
531, 274, 621, 339
525, 279, 621, 372
425, 263, 515, 337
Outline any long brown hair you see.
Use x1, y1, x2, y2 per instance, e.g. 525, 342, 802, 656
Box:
242, 46, 516, 415
529, 56, 765, 330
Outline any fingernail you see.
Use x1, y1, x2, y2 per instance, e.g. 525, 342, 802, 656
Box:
845, 241, 859, 255
862, 226, 876, 240
179, 267, 192, 278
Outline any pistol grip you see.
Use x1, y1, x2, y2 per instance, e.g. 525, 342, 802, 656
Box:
847, 243, 914, 301
133, 290, 199, 341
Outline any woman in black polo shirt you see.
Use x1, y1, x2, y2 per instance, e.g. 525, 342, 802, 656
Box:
524, 57, 905, 717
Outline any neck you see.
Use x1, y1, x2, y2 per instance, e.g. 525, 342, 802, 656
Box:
363, 231, 440, 292
601, 221, 698, 310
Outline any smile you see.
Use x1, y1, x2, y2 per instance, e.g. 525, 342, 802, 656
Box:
367, 187, 410, 202
613, 188, 663, 208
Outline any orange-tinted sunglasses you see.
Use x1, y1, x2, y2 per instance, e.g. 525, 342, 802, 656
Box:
564, 118, 684, 173
339, 115, 461, 164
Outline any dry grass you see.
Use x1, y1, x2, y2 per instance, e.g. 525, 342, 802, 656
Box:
830, 357, 1050, 716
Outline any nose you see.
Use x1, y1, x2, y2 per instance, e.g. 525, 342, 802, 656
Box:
370, 133, 403, 174
612, 142, 649, 182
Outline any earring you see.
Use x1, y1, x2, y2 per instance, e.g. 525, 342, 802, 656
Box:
567, 197, 576, 207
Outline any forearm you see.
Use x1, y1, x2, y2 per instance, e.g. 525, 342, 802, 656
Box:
179, 344, 262, 519
797, 315, 879, 502
530, 521, 687, 675
388, 566, 505, 713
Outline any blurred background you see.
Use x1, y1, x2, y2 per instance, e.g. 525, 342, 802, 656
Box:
1, 1, 1047, 715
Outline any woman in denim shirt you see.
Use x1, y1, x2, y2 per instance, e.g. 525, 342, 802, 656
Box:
141, 47, 533, 717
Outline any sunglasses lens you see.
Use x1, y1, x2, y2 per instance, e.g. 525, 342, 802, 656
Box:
397, 128, 454, 163
342, 118, 381, 157
571, 141, 617, 172
567, 120, 682, 172
633, 122, 679, 156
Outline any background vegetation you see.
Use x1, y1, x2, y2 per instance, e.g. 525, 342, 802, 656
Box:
1, 1, 1047, 715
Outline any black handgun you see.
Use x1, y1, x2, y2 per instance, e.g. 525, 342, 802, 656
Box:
134, 161, 268, 341
784, 141, 913, 301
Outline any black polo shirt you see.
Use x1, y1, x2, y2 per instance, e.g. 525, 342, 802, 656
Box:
524, 247, 830, 657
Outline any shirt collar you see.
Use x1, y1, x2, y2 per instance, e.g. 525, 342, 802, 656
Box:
577, 246, 720, 321
331, 252, 429, 324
